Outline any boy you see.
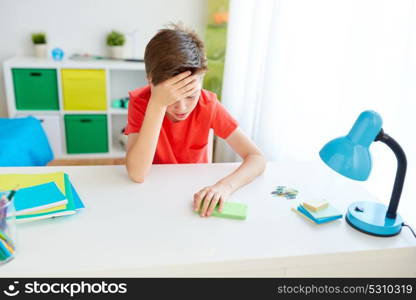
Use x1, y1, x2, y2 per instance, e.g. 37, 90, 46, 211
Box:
125, 25, 266, 217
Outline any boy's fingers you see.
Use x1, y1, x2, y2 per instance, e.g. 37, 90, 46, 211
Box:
218, 197, 224, 212
207, 193, 221, 216
201, 191, 214, 217
175, 74, 198, 88
178, 82, 199, 96
193, 197, 200, 212
169, 71, 192, 85
182, 85, 200, 98
193, 190, 207, 211
176, 78, 198, 93
193, 193, 204, 211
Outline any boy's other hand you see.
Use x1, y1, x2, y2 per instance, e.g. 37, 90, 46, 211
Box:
149, 71, 200, 107
193, 183, 232, 217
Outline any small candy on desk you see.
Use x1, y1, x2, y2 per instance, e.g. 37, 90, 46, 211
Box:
271, 186, 299, 199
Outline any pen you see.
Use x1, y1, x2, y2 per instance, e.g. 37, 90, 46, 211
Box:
7, 190, 17, 201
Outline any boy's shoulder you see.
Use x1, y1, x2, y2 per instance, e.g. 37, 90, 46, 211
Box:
200, 88, 218, 104
129, 86, 151, 102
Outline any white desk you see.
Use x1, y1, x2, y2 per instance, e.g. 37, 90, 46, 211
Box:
0, 162, 415, 277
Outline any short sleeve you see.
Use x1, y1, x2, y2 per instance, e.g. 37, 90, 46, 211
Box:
211, 101, 239, 139
124, 91, 147, 135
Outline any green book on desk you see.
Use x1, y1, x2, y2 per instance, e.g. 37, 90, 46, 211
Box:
195, 202, 247, 220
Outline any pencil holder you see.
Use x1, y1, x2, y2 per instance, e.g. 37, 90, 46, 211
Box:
0, 192, 17, 265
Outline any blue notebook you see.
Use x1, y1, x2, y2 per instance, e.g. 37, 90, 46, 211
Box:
70, 182, 84, 210
14, 182, 67, 215
297, 205, 342, 224
15, 175, 85, 223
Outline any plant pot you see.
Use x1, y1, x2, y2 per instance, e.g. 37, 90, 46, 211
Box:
34, 44, 48, 58
109, 46, 124, 59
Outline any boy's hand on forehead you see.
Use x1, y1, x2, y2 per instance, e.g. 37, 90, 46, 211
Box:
149, 71, 201, 107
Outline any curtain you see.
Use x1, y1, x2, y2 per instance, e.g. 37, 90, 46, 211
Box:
217, 0, 416, 225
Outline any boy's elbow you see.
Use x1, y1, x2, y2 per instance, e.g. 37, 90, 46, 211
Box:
257, 154, 267, 173
249, 152, 266, 174
125, 156, 148, 183
129, 173, 145, 183
126, 165, 146, 183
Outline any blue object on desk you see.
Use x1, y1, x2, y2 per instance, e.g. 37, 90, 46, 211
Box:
319, 110, 406, 237
14, 182, 66, 214
297, 205, 342, 224
70, 183, 85, 210
0, 116, 53, 166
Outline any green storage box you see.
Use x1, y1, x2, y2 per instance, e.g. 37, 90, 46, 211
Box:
12, 68, 59, 110
64, 115, 108, 154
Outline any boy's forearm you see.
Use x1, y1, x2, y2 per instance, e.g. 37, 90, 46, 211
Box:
126, 100, 166, 182
216, 154, 266, 194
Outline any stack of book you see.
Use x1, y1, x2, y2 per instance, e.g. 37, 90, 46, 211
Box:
0, 172, 84, 223
292, 199, 342, 224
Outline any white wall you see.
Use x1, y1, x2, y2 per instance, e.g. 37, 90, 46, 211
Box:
0, 0, 207, 117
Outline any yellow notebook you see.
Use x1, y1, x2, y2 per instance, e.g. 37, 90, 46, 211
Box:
0, 172, 66, 194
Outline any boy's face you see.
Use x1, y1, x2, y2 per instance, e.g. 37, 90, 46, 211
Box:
165, 75, 203, 122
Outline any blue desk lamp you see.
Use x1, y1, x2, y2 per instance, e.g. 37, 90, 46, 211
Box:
319, 110, 407, 237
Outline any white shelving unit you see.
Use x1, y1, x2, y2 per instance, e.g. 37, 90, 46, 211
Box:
3, 56, 147, 159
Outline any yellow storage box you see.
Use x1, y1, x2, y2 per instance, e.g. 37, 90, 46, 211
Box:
62, 69, 107, 111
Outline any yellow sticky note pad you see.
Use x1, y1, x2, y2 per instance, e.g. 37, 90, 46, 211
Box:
302, 199, 329, 212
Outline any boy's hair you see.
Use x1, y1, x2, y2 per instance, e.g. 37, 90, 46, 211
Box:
144, 24, 208, 85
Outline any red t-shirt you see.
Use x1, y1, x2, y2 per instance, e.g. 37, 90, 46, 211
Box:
124, 86, 238, 164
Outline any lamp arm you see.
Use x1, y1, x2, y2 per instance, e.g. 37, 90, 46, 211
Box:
375, 129, 407, 219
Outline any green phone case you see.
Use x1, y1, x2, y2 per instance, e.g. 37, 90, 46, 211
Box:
196, 201, 247, 220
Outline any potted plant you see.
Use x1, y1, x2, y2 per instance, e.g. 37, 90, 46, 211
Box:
106, 30, 125, 59
32, 32, 47, 58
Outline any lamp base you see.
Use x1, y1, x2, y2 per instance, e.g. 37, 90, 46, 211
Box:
346, 201, 403, 237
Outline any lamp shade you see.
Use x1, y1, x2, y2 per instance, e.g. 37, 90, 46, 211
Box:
319, 110, 383, 181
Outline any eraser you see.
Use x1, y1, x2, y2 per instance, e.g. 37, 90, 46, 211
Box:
196, 201, 247, 220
